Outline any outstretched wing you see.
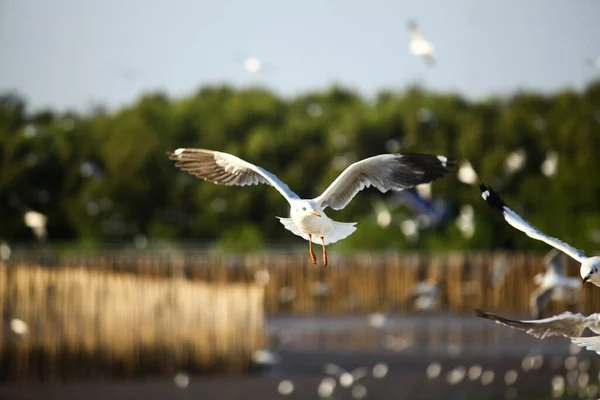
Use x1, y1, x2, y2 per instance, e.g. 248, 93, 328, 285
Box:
315, 153, 456, 210
571, 335, 600, 355
169, 148, 300, 203
479, 184, 586, 263
476, 309, 589, 339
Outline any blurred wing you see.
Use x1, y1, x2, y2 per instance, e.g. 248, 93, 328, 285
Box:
315, 153, 456, 210
479, 184, 586, 263
570, 336, 600, 355
169, 148, 299, 203
476, 310, 589, 339
544, 249, 565, 275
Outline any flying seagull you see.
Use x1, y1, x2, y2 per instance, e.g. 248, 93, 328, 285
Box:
479, 184, 600, 287
169, 148, 456, 265
476, 309, 600, 356
529, 249, 581, 319
407, 20, 436, 66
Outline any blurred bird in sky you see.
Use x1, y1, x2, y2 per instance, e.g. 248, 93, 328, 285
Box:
407, 20, 436, 66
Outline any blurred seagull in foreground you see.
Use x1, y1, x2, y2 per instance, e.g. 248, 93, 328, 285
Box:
407, 20, 436, 66
476, 309, 600, 356
169, 148, 455, 266
530, 249, 581, 319
479, 184, 600, 287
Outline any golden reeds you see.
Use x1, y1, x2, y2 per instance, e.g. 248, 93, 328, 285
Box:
0, 264, 265, 382
9, 250, 594, 316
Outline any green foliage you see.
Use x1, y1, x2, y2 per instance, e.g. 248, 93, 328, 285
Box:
1, 81, 600, 252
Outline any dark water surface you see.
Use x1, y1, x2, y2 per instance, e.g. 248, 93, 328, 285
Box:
1, 314, 598, 400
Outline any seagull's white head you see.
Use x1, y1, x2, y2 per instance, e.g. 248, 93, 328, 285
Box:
580, 257, 600, 287
290, 200, 321, 219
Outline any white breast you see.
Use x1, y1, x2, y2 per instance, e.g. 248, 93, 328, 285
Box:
294, 214, 332, 235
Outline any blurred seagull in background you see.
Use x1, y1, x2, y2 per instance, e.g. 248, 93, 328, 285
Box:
479, 184, 600, 287
23, 210, 47, 241
169, 148, 455, 266
323, 363, 369, 388
529, 249, 581, 319
476, 309, 600, 356
409, 279, 441, 312
407, 20, 436, 66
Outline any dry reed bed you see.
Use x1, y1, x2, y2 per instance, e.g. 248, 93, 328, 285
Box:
22, 250, 597, 316
0, 264, 265, 382
9, 250, 597, 316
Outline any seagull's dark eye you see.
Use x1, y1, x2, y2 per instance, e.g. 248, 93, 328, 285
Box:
302, 207, 306, 211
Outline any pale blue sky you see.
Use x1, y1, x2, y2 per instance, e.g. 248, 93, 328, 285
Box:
1, 0, 599, 112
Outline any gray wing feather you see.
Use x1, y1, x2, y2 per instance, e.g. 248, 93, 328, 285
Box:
168, 148, 299, 203
315, 153, 456, 210
476, 310, 590, 339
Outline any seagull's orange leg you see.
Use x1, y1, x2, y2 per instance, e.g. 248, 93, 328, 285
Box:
308, 234, 317, 264
320, 236, 327, 267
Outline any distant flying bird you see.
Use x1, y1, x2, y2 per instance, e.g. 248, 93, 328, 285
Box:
23, 210, 47, 241
476, 309, 600, 356
233, 53, 274, 75
407, 20, 436, 66
169, 148, 455, 266
243, 56, 263, 73
390, 187, 451, 228
479, 184, 600, 287
530, 249, 581, 319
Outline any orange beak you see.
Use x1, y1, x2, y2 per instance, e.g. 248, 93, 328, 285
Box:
311, 211, 321, 217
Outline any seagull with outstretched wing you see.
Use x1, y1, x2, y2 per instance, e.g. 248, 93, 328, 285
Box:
169, 148, 455, 265
479, 184, 600, 287
476, 309, 600, 355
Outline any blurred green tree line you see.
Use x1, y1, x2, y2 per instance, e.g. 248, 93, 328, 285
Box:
1, 81, 599, 252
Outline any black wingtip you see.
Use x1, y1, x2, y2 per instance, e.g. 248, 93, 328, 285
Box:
479, 183, 507, 213
475, 309, 490, 319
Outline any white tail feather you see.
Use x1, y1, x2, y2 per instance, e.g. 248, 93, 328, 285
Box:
276, 217, 357, 245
